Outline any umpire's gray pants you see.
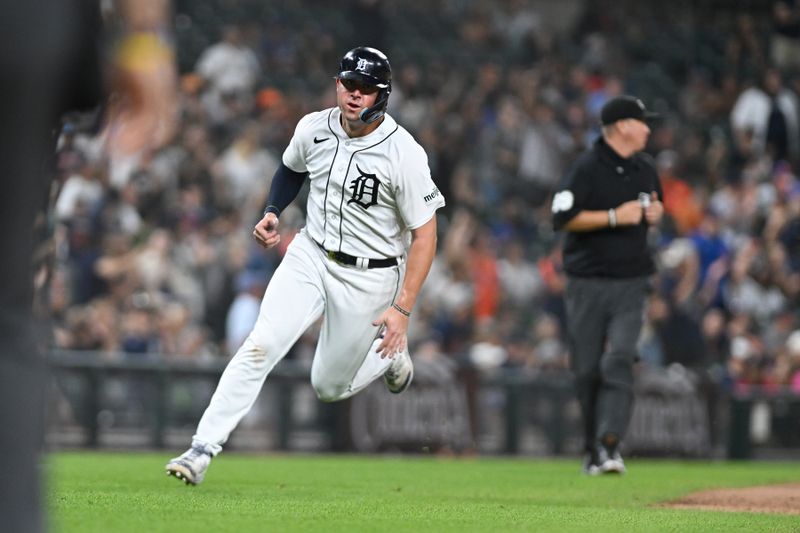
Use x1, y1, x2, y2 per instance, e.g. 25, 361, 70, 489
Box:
565, 275, 649, 451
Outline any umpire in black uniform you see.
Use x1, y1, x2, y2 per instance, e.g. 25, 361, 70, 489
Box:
551, 95, 663, 475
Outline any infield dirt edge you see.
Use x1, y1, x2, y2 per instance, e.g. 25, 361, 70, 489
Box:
660, 483, 800, 515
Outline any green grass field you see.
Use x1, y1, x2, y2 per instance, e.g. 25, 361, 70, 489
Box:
48, 452, 800, 532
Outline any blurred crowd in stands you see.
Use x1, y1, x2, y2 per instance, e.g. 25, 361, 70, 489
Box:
45, 0, 800, 394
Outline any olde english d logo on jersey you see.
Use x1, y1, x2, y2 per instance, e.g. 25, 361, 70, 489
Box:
348, 165, 381, 209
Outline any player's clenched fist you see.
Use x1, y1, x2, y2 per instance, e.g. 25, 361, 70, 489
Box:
252, 212, 281, 249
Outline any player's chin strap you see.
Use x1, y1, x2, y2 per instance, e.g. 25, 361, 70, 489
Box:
359, 85, 391, 124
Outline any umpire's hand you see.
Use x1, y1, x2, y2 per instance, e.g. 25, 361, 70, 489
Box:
644, 191, 664, 225
253, 213, 281, 249
615, 199, 644, 225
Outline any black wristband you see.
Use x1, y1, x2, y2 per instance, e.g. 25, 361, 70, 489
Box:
392, 303, 411, 317
263, 205, 281, 218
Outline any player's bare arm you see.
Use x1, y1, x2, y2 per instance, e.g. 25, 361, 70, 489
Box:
374, 216, 438, 358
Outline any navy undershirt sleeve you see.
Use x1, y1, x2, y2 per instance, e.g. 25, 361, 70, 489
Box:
263, 163, 309, 217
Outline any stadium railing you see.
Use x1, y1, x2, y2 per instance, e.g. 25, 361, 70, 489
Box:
46, 350, 800, 459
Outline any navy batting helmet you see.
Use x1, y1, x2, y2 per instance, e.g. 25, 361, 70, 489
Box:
337, 46, 392, 124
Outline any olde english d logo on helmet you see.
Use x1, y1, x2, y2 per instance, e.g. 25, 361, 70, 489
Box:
348, 165, 381, 209
356, 58, 369, 71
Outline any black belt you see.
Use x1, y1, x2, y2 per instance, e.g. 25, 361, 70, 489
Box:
315, 241, 398, 269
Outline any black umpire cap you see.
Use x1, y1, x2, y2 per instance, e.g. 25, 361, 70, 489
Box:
600, 95, 659, 125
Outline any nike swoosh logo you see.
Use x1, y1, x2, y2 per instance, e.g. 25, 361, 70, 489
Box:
313, 136, 330, 144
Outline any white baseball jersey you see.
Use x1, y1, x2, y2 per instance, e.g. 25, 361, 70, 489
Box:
283, 107, 445, 258
192, 109, 445, 454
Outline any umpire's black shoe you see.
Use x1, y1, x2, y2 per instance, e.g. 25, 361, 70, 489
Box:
597, 445, 626, 475
582, 452, 601, 476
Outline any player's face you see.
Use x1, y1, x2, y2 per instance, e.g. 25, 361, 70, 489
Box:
336, 78, 380, 124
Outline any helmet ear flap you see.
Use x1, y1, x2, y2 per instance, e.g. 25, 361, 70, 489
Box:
359, 85, 391, 124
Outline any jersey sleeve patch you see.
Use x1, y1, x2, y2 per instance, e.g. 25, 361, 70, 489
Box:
423, 186, 441, 204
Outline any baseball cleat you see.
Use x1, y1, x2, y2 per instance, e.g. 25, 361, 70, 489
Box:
165, 445, 212, 485
384, 350, 413, 394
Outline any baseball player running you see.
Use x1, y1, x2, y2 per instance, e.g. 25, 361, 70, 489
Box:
166, 46, 445, 485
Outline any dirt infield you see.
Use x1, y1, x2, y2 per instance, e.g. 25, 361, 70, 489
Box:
664, 483, 800, 515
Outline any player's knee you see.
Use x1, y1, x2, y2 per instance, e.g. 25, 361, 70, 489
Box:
313, 386, 346, 403
311, 377, 349, 403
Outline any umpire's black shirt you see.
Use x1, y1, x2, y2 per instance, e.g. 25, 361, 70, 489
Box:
552, 137, 662, 278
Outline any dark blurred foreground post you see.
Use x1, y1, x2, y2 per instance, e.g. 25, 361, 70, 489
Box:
0, 1, 175, 530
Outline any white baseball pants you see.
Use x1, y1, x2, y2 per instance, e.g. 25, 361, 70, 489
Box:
193, 231, 404, 454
